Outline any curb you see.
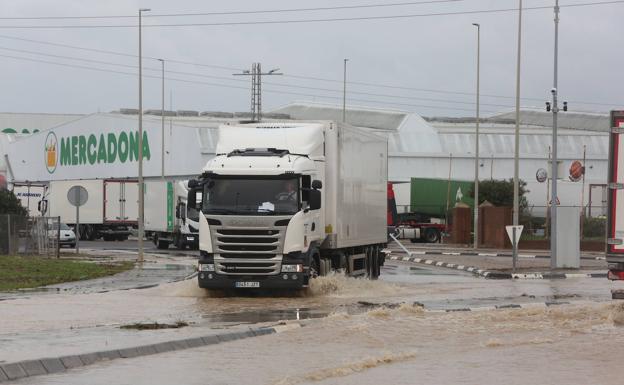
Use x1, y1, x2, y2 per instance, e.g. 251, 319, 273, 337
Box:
0, 326, 286, 382
388, 255, 608, 280
424, 301, 575, 313
388, 249, 606, 261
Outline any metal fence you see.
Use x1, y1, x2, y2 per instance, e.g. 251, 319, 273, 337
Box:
0, 215, 60, 257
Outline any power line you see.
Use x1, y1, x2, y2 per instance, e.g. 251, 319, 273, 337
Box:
0, 33, 619, 108
0, 0, 464, 20
0, 34, 242, 71
0, 1, 620, 28
0, 46, 509, 109
0, 35, 620, 107
0, 52, 498, 114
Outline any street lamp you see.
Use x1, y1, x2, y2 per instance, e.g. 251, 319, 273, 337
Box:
138, 8, 150, 263
158, 58, 165, 179
343, 59, 348, 123
472, 23, 480, 250
512, 0, 522, 272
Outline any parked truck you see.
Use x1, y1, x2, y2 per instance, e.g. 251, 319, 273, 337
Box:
42, 179, 138, 241
187, 121, 388, 290
387, 182, 446, 243
607, 110, 624, 297
144, 180, 200, 249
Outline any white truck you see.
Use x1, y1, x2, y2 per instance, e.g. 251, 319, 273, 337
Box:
187, 121, 388, 290
42, 179, 138, 241
144, 180, 200, 250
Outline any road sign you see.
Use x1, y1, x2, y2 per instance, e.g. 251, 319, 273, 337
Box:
506, 225, 524, 245
536, 168, 548, 183
67, 185, 88, 207
67, 185, 88, 254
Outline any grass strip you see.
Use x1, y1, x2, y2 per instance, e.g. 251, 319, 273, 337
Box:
0, 255, 134, 291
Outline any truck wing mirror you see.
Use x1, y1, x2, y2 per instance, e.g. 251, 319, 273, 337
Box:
309, 190, 321, 210
312, 180, 322, 189
38, 199, 48, 215
187, 189, 198, 211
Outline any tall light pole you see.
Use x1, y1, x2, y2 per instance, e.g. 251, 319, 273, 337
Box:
550, 0, 560, 269
512, 0, 523, 271
158, 58, 165, 179
472, 23, 481, 249
343, 58, 349, 123
138, 8, 150, 263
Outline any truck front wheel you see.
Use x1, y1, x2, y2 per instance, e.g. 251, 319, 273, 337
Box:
156, 239, 170, 249
424, 228, 440, 243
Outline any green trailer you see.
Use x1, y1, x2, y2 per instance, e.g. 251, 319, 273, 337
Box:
410, 177, 475, 218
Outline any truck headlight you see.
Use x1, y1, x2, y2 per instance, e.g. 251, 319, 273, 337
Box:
281, 264, 303, 273
199, 263, 215, 272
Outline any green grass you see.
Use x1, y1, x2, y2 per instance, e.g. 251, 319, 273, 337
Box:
0, 256, 134, 291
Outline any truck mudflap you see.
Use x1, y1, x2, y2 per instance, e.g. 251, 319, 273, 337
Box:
198, 272, 307, 290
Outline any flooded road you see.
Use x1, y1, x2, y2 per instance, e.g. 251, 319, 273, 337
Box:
2, 253, 622, 383
15, 301, 624, 385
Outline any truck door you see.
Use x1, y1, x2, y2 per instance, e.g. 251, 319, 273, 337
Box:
104, 180, 139, 223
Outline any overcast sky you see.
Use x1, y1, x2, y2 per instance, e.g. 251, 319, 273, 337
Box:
0, 0, 621, 117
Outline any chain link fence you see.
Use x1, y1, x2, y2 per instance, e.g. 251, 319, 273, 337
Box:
0, 215, 60, 257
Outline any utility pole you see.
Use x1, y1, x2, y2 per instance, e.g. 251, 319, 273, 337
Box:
512, 0, 523, 272
472, 23, 481, 249
343, 59, 349, 122
158, 58, 165, 179
549, 0, 567, 269
137, 8, 150, 263
234, 63, 282, 121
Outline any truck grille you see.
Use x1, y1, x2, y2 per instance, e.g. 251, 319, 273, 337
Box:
216, 259, 280, 275
215, 228, 281, 254
210, 223, 286, 275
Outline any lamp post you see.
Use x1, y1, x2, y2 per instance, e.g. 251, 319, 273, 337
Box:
472, 23, 481, 250
512, 0, 523, 272
158, 58, 165, 179
343, 58, 349, 123
137, 8, 150, 263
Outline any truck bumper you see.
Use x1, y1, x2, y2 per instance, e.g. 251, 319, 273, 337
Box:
197, 271, 307, 290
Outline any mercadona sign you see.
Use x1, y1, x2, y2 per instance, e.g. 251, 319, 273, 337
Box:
45, 130, 151, 174
6, 113, 205, 182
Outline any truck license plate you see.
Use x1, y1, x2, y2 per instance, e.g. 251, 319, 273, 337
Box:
186, 237, 194, 241
235, 281, 260, 288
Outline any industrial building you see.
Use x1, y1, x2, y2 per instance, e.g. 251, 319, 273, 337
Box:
0, 103, 609, 218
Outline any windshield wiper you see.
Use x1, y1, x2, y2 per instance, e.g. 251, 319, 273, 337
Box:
205, 208, 240, 215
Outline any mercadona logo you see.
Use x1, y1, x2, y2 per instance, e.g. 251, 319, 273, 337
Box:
45, 131, 58, 173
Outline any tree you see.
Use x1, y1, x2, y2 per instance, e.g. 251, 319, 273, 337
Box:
469, 179, 529, 213
0, 190, 28, 217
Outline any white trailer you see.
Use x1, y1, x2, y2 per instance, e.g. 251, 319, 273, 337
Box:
144, 180, 200, 249
44, 179, 138, 241
189, 121, 388, 290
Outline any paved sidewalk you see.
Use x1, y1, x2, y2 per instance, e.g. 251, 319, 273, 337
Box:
386, 239, 607, 279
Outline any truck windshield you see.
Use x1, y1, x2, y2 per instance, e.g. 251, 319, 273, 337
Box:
202, 177, 300, 215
